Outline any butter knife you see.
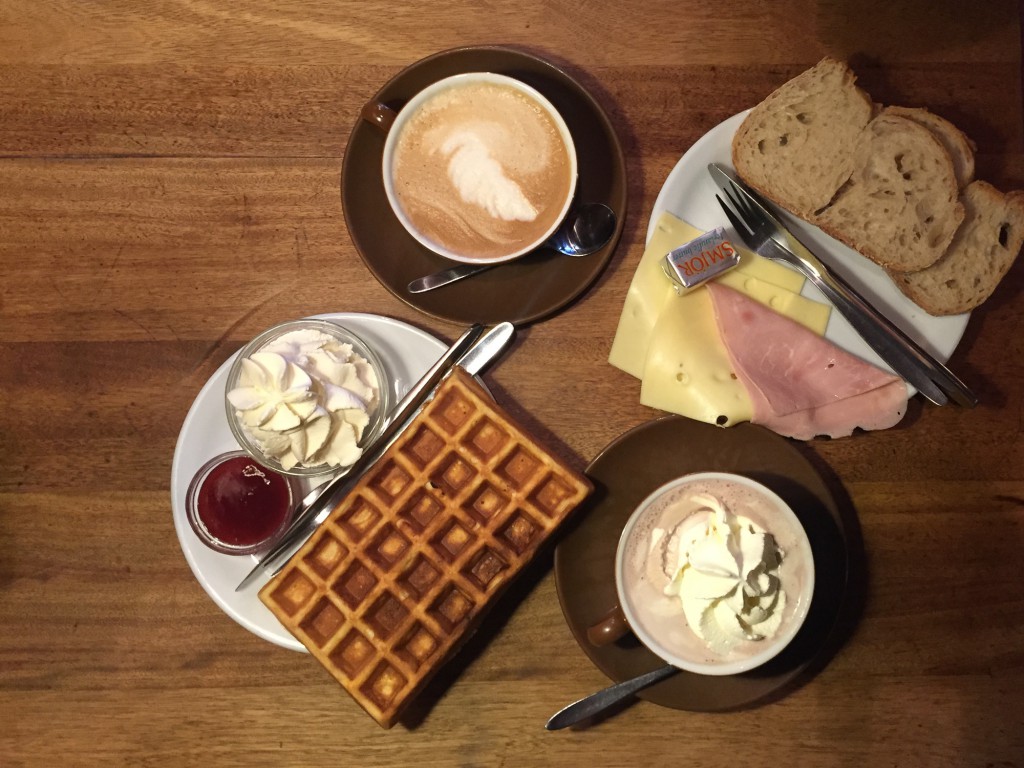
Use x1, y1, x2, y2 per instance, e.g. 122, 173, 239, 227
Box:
235, 321, 516, 592
708, 162, 977, 408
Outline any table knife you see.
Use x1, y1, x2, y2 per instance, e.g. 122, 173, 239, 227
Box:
234, 321, 515, 592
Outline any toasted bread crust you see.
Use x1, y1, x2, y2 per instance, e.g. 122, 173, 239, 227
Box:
883, 105, 976, 189
891, 182, 1024, 315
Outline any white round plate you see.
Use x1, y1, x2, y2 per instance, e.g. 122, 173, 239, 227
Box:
649, 111, 970, 387
170, 313, 448, 652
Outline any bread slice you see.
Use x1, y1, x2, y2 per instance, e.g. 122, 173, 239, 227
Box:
883, 105, 976, 189
812, 112, 965, 272
731, 59, 1018, 312
890, 181, 1024, 315
732, 57, 874, 217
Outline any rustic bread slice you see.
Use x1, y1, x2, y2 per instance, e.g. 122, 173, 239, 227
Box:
813, 112, 964, 272
890, 181, 1024, 315
732, 57, 874, 217
883, 105, 976, 189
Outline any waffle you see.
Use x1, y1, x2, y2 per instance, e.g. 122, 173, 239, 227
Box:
259, 366, 592, 727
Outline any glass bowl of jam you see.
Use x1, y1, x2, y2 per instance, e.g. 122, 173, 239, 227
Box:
224, 318, 390, 478
186, 451, 300, 555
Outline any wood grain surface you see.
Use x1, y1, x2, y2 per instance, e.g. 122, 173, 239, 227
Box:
1, 1, 1022, 766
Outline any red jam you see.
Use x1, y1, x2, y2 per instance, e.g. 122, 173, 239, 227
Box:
193, 456, 293, 550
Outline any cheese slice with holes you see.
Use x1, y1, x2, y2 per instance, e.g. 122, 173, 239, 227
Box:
610, 212, 834, 426
640, 287, 754, 425
609, 212, 830, 376
608, 217, 679, 377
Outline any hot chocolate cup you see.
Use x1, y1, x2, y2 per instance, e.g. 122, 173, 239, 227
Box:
365, 72, 578, 265
588, 472, 816, 676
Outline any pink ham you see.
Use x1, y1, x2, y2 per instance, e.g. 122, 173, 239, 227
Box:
706, 282, 909, 439
742, 379, 909, 440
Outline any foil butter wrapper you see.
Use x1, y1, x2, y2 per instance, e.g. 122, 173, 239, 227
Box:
662, 227, 741, 292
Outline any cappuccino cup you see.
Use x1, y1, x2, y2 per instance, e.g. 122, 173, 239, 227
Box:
368, 72, 578, 264
589, 472, 815, 676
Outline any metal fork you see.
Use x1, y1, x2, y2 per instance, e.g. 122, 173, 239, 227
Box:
712, 170, 977, 408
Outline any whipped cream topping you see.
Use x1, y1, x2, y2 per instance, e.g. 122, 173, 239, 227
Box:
227, 328, 380, 471
652, 493, 786, 654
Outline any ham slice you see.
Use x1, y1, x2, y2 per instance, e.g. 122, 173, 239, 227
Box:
706, 283, 909, 439
741, 379, 909, 440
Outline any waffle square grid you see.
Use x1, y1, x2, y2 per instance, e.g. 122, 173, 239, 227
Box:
259, 367, 592, 728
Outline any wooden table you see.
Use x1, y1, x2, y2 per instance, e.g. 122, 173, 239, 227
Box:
2, 2, 1022, 765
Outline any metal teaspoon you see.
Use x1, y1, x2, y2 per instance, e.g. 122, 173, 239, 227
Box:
406, 202, 616, 294
545, 665, 679, 730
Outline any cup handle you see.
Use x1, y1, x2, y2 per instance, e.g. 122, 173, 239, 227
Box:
586, 604, 630, 647
361, 101, 398, 135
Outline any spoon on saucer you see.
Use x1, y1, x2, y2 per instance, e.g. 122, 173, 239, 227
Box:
406, 202, 616, 294
545, 665, 679, 730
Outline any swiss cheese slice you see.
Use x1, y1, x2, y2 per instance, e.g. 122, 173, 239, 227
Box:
609, 211, 830, 378
607, 216, 679, 378
610, 211, 835, 427
640, 287, 754, 426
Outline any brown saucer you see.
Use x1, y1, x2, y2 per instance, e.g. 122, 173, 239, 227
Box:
340, 45, 627, 326
554, 417, 851, 712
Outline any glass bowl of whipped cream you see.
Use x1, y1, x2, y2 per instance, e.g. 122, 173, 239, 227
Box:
224, 318, 390, 478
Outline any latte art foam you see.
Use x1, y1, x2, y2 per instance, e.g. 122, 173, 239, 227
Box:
391, 81, 573, 260
440, 131, 539, 222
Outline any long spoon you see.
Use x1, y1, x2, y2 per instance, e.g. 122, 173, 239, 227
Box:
545, 665, 679, 730
407, 202, 616, 294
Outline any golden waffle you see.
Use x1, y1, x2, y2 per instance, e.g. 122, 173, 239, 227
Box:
259, 366, 592, 727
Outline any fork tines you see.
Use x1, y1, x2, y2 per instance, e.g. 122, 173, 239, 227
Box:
716, 191, 754, 246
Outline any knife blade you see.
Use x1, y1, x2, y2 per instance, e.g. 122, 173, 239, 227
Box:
708, 163, 977, 408
234, 321, 516, 592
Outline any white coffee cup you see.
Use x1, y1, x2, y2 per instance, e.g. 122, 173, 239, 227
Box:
590, 472, 816, 676
371, 72, 578, 265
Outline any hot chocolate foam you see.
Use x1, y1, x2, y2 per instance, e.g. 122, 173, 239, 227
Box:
391, 81, 573, 260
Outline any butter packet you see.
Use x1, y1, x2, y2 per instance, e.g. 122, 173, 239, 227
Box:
662, 227, 740, 292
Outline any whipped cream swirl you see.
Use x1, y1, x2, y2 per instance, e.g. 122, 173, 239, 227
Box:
653, 493, 786, 653
227, 328, 380, 471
